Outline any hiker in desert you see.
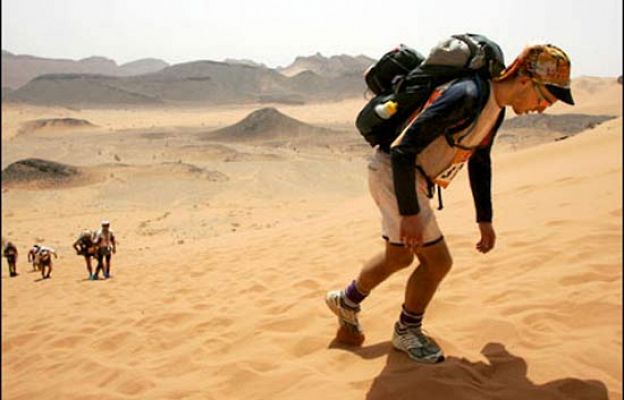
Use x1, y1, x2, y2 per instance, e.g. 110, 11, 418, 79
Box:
73, 229, 97, 280
38, 246, 58, 279
93, 220, 117, 279
326, 40, 575, 363
3, 241, 19, 277
27, 244, 42, 272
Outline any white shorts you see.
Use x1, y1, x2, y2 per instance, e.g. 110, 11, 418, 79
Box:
368, 148, 443, 246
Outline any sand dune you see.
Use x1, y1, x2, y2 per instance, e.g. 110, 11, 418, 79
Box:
1, 80, 621, 400
548, 76, 622, 116
496, 113, 617, 151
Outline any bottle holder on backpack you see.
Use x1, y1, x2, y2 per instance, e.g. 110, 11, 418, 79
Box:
355, 94, 399, 147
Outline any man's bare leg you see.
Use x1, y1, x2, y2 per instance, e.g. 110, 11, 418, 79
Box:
404, 239, 453, 314
356, 241, 415, 293
389, 238, 451, 363
326, 241, 415, 345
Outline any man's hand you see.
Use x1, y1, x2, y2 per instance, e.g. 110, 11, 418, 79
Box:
400, 214, 425, 250
476, 222, 496, 253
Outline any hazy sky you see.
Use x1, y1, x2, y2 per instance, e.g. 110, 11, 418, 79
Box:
2, 0, 622, 77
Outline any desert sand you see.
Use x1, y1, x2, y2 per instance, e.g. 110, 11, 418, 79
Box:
2, 77, 622, 400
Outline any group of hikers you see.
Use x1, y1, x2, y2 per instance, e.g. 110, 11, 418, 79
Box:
3, 220, 117, 280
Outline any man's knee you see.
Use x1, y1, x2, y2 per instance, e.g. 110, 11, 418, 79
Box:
385, 244, 415, 271
418, 240, 453, 280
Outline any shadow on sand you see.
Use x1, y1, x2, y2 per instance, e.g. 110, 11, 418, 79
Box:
329, 340, 608, 400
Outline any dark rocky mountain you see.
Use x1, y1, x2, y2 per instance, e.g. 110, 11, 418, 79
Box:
2, 158, 82, 185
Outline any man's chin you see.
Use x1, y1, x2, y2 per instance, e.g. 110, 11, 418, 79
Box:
512, 107, 527, 116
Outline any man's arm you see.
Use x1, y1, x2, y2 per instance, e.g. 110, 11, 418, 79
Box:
467, 109, 505, 253
467, 109, 504, 223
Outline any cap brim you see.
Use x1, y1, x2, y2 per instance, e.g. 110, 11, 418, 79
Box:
545, 84, 574, 105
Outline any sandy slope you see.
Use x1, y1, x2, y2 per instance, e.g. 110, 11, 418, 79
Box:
2, 79, 622, 399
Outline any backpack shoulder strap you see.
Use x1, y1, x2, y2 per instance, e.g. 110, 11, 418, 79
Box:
442, 74, 490, 148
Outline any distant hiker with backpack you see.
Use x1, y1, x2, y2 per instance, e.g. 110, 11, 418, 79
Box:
38, 246, 58, 279
93, 220, 116, 279
3, 241, 19, 277
326, 38, 574, 363
73, 230, 97, 280
28, 244, 42, 271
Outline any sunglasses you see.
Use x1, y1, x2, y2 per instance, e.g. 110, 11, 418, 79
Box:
533, 82, 556, 107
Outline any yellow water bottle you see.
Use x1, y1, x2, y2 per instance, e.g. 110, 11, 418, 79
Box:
374, 100, 398, 119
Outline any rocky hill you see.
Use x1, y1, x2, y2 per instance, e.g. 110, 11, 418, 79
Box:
203, 107, 337, 143
2, 158, 83, 187
18, 118, 97, 135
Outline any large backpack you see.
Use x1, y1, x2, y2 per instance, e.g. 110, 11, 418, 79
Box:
363, 44, 426, 95
356, 33, 505, 150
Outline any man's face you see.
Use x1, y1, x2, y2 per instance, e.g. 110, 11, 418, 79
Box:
512, 78, 558, 115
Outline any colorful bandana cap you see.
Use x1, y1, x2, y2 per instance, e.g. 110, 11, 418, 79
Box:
496, 44, 574, 105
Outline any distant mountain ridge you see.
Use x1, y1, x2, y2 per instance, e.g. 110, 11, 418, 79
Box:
1, 50, 169, 89
2, 52, 370, 106
278, 52, 374, 78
